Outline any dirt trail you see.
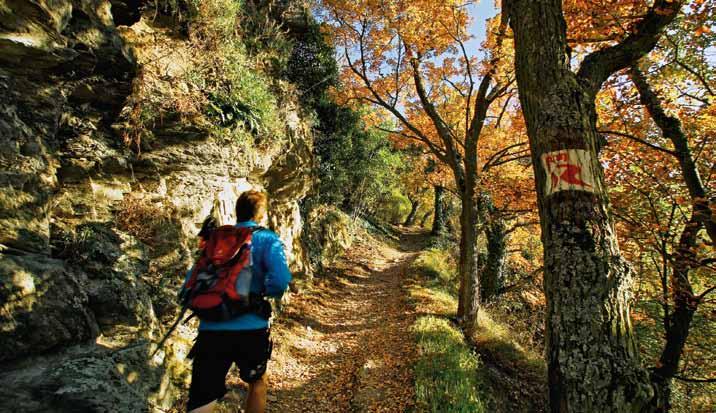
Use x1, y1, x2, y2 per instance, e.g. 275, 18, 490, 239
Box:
217, 229, 425, 413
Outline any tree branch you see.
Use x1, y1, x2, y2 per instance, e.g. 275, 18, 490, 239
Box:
498, 266, 544, 295
665, 35, 716, 98
494, 92, 514, 128
505, 220, 540, 235
697, 285, 716, 301
600, 129, 677, 156
674, 375, 716, 383
342, 39, 440, 165
577, 0, 685, 96
375, 126, 450, 165
630, 66, 716, 245
486, 152, 531, 170
466, 10, 510, 155
410, 55, 463, 174
482, 142, 529, 171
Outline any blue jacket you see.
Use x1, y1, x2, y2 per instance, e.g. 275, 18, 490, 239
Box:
183, 221, 292, 331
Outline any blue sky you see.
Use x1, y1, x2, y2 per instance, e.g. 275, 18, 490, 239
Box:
320, 1, 499, 64
465, 1, 499, 59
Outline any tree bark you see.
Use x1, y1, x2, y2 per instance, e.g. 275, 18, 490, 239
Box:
629, 67, 707, 412
649, 217, 700, 412
457, 192, 481, 335
481, 196, 508, 303
431, 185, 447, 236
505, 0, 682, 410
444, 196, 457, 234
404, 198, 420, 226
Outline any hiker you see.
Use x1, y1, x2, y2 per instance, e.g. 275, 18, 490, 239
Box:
182, 190, 292, 413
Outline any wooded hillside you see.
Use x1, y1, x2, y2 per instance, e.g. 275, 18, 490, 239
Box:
0, 1, 713, 412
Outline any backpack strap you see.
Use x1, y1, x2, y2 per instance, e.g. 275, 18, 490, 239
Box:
248, 226, 270, 296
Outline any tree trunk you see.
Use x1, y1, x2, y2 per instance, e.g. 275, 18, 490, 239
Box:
507, 1, 661, 410
444, 195, 456, 234
478, 192, 509, 303
649, 218, 700, 412
404, 198, 420, 226
482, 214, 508, 303
419, 209, 432, 228
431, 185, 447, 236
629, 67, 709, 412
457, 192, 481, 335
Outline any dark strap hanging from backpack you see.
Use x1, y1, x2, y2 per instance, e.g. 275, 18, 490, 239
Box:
151, 303, 190, 357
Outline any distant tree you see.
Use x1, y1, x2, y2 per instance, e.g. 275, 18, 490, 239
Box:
321, 0, 526, 334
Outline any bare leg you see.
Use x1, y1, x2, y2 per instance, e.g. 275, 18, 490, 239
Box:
245, 375, 267, 413
189, 400, 216, 413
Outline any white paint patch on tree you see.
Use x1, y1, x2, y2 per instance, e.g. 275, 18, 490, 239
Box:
540, 149, 600, 197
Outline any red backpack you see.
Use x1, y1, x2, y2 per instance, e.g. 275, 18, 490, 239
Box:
153, 225, 270, 356
180, 225, 267, 322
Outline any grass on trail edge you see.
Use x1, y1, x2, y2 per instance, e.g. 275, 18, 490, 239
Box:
408, 276, 487, 413
408, 248, 547, 413
412, 314, 485, 413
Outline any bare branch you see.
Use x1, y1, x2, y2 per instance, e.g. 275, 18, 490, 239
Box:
443, 75, 467, 98
665, 36, 715, 98
437, 15, 476, 142
600, 129, 677, 156
467, 10, 509, 151
498, 266, 544, 295
344, 46, 447, 167
505, 220, 540, 235
486, 77, 516, 103
486, 152, 531, 169
482, 142, 529, 171
375, 126, 450, 165
697, 285, 716, 301
674, 375, 716, 383
410, 56, 463, 172
630, 66, 716, 244
494, 92, 514, 128
577, 0, 685, 96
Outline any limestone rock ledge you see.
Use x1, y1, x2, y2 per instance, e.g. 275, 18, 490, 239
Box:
0, 1, 314, 411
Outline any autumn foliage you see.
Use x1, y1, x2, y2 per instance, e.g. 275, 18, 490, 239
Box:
319, 0, 715, 411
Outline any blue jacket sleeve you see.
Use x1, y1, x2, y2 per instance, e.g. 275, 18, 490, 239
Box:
262, 235, 292, 297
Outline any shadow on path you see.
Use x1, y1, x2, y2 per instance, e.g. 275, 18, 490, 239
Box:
214, 226, 429, 413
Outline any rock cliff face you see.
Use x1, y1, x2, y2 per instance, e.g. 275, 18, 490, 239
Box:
0, 1, 313, 411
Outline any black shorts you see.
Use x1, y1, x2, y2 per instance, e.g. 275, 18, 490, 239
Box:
187, 329, 273, 411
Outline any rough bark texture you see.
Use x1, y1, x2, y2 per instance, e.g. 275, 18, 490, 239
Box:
419, 209, 432, 228
474, 192, 509, 303
431, 185, 447, 236
458, 193, 481, 335
481, 203, 508, 302
505, 0, 686, 410
483, 219, 507, 301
